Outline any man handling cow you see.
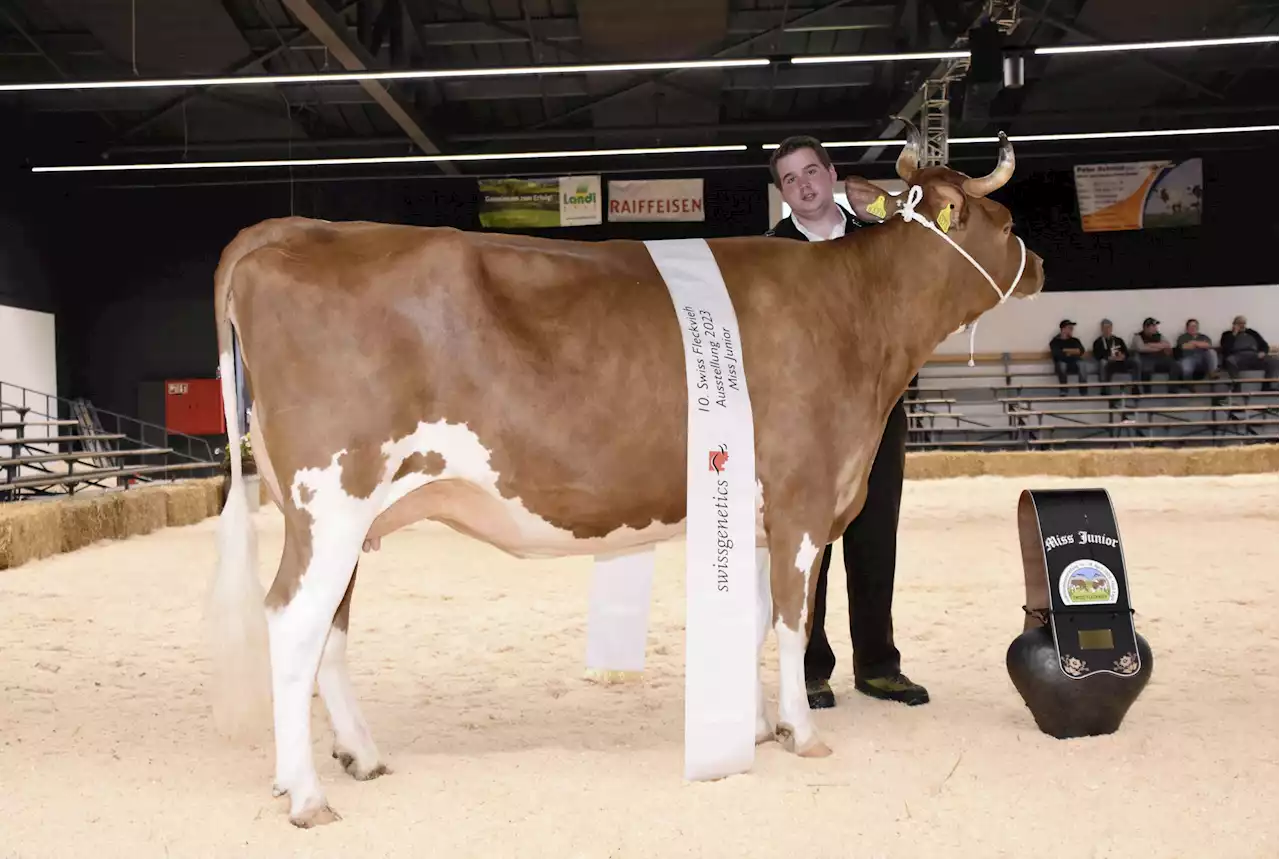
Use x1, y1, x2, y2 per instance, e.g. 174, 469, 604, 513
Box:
766, 135, 930, 711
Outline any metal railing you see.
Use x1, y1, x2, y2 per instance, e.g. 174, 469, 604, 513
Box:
1, 380, 221, 498
905, 356, 1278, 451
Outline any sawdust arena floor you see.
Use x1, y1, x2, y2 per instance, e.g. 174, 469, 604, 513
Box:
1, 473, 1276, 858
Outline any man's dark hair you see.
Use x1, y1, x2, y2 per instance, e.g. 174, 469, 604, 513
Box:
769, 135, 832, 186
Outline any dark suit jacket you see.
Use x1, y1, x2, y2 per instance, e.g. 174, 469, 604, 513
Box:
764, 203, 914, 401
765, 203, 870, 241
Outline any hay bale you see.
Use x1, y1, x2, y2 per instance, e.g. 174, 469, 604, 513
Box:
906, 451, 983, 480
0, 501, 63, 570
119, 488, 169, 538
208, 478, 226, 517
905, 444, 1278, 481
60, 492, 125, 553
160, 481, 212, 527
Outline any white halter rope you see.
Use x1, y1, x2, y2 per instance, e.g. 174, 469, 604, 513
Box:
896, 184, 1028, 367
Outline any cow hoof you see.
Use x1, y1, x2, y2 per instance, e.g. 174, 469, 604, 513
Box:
272, 783, 288, 798
334, 747, 390, 781
775, 723, 831, 758
290, 800, 341, 829
796, 739, 833, 759
352, 761, 390, 781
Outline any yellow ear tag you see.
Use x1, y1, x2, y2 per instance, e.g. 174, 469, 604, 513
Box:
937, 205, 952, 233
867, 194, 887, 219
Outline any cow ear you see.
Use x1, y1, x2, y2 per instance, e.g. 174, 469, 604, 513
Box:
927, 182, 967, 234
843, 176, 899, 222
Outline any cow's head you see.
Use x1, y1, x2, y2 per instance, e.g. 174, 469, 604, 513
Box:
877, 117, 1045, 316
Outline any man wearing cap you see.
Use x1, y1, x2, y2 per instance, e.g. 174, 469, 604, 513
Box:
1049, 319, 1087, 397
1220, 315, 1278, 391
765, 133, 929, 711
1131, 317, 1179, 388
1092, 318, 1136, 392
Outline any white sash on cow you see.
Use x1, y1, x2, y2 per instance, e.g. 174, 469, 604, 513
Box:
584, 238, 759, 782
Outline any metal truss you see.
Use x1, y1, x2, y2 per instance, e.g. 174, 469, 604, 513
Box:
913, 0, 1021, 166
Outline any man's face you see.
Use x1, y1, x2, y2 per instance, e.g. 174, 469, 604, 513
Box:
1186, 320, 1199, 336
1234, 318, 1247, 333
775, 147, 837, 219
1101, 322, 1113, 337
1061, 325, 1074, 338
1145, 323, 1159, 336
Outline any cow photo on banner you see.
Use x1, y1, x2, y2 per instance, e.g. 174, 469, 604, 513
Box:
1072, 158, 1203, 232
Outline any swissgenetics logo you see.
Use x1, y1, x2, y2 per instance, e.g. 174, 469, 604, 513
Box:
708, 445, 728, 472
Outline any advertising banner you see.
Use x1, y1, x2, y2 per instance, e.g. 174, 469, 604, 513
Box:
478, 175, 602, 228
608, 178, 705, 222
1073, 159, 1203, 232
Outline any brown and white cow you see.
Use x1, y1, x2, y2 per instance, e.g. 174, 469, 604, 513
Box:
205, 124, 1044, 827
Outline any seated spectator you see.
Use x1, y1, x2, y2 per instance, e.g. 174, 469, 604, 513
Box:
1220, 315, 1278, 392
1175, 318, 1219, 387
1130, 317, 1181, 389
1092, 318, 1137, 392
1049, 318, 1087, 396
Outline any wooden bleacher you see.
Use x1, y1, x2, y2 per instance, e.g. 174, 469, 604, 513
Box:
905, 349, 1277, 451
1, 382, 221, 502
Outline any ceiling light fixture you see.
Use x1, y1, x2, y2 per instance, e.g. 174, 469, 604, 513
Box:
0, 57, 769, 93
790, 34, 1278, 66
29, 144, 750, 174
761, 124, 1279, 149
789, 50, 971, 65
1033, 34, 1280, 55
6, 34, 1273, 93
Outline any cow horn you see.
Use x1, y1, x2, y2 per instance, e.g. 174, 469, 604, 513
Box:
892, 114, 922, 181
962, 131, 1015, 197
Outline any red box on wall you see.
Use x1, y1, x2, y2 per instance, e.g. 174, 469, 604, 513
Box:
164, 378, 225, 435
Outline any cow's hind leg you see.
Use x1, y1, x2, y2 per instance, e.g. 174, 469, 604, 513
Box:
319, 563, 388, 781
268, 502, 376, 828
769, 522, 831, 758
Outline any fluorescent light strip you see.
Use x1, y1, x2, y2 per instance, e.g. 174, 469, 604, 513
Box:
35, 124, 1278, 173
1034, 34, 1280, 55
29, 144, 749, 174
790, 50, 970, 65
2, 34, 1274, 93
761, 124, 1280, 149
0, 57, 769, 93
949, 125, 1279, 143
791, 34, 1278, 66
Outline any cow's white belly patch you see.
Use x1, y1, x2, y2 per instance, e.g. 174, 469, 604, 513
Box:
296, 419, 768, 560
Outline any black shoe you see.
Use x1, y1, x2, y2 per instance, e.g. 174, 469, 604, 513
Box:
855, 673, 930, 706
806, 679, 836, 709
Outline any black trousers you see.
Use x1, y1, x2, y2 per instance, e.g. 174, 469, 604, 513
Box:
804, 396, 907, 683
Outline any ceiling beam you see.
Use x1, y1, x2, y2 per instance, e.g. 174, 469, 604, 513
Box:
100, 0, 363, 151
1029, 4, 1226, 101
518, 0, 861, 134
277, 0, 457, 173
0, 0, 116, 131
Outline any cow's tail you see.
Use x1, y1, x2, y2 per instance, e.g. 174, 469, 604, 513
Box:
205, 223, 283, 742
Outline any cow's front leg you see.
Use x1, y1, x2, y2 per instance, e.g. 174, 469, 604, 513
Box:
268, 509, 371, 828
755, 547, 775, 745
769, 526, 831, 758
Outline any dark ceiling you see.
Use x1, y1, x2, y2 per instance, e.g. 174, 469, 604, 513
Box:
0, 0, 1276, 182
